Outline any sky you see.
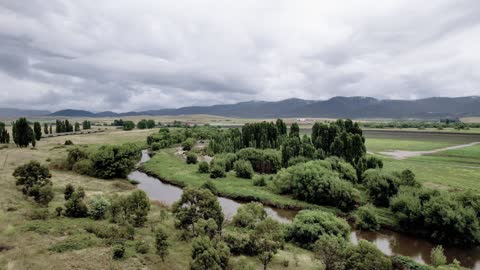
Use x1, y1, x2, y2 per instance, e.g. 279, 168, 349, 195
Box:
1, 0, 480, 112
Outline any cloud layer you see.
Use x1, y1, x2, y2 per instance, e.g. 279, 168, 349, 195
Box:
1, 0, 479, 111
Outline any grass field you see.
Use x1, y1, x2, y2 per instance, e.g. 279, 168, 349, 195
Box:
0, 128, 318, 270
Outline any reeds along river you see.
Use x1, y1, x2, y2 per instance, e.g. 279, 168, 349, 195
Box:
130, 150, 480, 270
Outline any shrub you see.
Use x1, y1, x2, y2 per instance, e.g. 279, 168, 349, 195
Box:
72, 159, 93, 175
89, 195, 110, 220
89, 143, 140, 179
49, 234, 99, 253
155, 227, 169, 261
325, 156, 358, 183
64, 190, 89, 218
123, 121, 135, 131
191, 237, 230, 270
112, 244, 125, 260
210, 164, 226, 179
13, 161, 52, 200
286, 210, 350, 248
200, 180, 218, 195
65, 148, 88, 170
232, 202, 267, 228
363, 169, 401, 207
213, 153, 237, 172
234, 160, 254, 179
27, 208, 50, 220
186, 152, 198, 164
345, 240, 392, 270
64, 184, 75, 200
355, 204, 380, 231
36, 185, 54, 206
431, 246, 447, 267
287, 156, 309, 167
64, 140, 74, 145
182, 138, 196, 151
236, 148, 281, 174
198, 161, 210, 173
110, 190, 151, 227
273, 160, 358, 211
253, 175, 267, 186
151, 142, 161, 151
313, 235, 348, 270
135, 240, 150, 254
55, 206, 64, 217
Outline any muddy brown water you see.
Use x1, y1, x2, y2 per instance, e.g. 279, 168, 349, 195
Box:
130, 150, 480, 269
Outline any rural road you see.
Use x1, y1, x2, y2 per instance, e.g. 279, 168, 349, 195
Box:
378, 142, 480, 160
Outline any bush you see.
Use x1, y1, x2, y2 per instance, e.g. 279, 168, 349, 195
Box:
287, 156, 309, 167
64, 191, 89, 218
72, 159, 93, 175
182, 138, 196, 151
27, 208, 50, 220
112, 244, 125, 260
355, 205, 380, 231
151, 142, 162, 151
64, 140, 74, 145
135, 240, 150, 254
313, 235, 348, 270
210, 164, 226, 179
363, 169, 401, 207
64, 184, 75, 200
110, 190, 151, 227
273, 160, 358, 211
286, 210, 350, 248
198, 161, 210, 173
234, 160, 254, 179
155, 227, 169, 261
253, 175, 267, 186
13, 161, 52, 201
325, 156, 358, 184
345, 240, 392, 270
89, 143, 140, 179
123, 121, 135, 131
186, 152, 198, 164
236, 148, 281, 174
431, 246, 447, 267
232, 202, 267, 228
89, 195, 110, 220
213, 153, 237, 172
200, 180, 218, 195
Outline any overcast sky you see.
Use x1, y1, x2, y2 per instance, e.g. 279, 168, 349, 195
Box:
1, 0, 479, 112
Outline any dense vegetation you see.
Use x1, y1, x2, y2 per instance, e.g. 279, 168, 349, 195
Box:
0, 122, 10, 144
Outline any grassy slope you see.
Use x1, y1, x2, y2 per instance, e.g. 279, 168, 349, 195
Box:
0, 129, 316, 270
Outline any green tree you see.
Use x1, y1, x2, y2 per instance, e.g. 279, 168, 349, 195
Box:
64, 188, 89, 218
172, 187, 224, 234
233, 159, 254, 179
232, 202, 267, 228
74, 122, 80, 132
33, 122, 42, 141
355, 204, 380, 231
137, 119, 148, 129
313, 235, 347, 270
187, 152, 198, 164
146, 119, 156, 129
43, 123, 49, 135
123, 121, 135, 131
198, 161, 210, 173
155, 227, 169, 261
13, 161, 52, 199
82, 120, 91, 130
275, 119, 287, 135
289, 123, 300, 138
0, 122, 10, 144
250, 218, 284, 270
345, 240, 392, 270
12, 118, 34, 147
191, 237, 230, 270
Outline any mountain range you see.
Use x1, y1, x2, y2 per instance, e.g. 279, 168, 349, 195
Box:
2, 96, 480, 119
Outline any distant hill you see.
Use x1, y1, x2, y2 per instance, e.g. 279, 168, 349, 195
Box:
3, 96, 479, 119
0, 108, 50, 118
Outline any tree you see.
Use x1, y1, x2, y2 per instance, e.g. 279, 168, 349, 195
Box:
250, 218, 284, 270
187, 152, 198, 164
49, 124, 52, 134
74, 122, 80, 132
137, 119, 147, 129
82, 120, 91, 130
123, 121, 135, 131
88, 143, 140, 179
146, 119, 156, 129
275, 119, 287, 135
232, 202, 267, 228
430, 246, 447, 267
182, 138, 196, 151
345, 240, 392, 270
12, 118, 34, 147
191, 237, 230, 270
355, 204, 380, 231
198, 161, 210, 174
64, 188, 89, 218
363, 169, 401, 207
289, 123, 300, 138
286, 210, 350, 248
33, 122, 42, 141
155, 227, 169, 261
172, 187, 224, 234
89, 195, 110, 220
43, 123, 49, 135
313, 235, 347, 270
0, 122, 9, 144
36, 185, 54, 206
110, 190, 151, 226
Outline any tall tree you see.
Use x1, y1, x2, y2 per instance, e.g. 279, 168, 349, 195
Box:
275, 119, 287, 135
33, 122, 42, 141
49, 124, 53, 134
0, 122, 10, 144
44, 123, 49, 135
74, 122, 80, 132
289, 123, 300, 138
12, 118, 34, 147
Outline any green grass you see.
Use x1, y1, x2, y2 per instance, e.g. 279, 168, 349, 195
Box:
365, 138, 457, 152
142, 149, 338, 213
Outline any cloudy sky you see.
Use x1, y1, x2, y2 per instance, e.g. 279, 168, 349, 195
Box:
1, 0, 479, 112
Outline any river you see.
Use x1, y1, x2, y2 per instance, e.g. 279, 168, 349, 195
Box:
129, 150, 480, 269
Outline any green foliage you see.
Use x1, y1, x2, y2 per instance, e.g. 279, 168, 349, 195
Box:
112, 243, 126, 260
33, 122, 42, 141
74, 122, 80, 132
71, 159, 93, 175
198, 161, 210, 173
232, 202, 267, 228
64, 188, 89, 218
12, 118, 35, 147
0, 122, 10, 144
355, 204, 380, 231
289, 123, 300, 138
110, 190, 151, 227
272, 160, 358, 211
251, 218, 284, 270
212, 153, 237, 172
430, 246, 447, 267
242, 122, 280, 149
64, 184, 75, 200
135, 240, 150, 254
182, 138, 197, 151
88, 195, 110, 220
64, 139, 74, 145
286, 210, 350, 248
13, 161, 52, 203
252, 175, 268, 186
26, 208, 50, 220
200, 180, 218, 195
137, 119, 155, 129
363, 169, 401, 207
194, 218, 219, 239
313, 235, 348, 270
123, 121, 135, 131
392, 256, 434, 270
172, 187, 224, 233
233, 159, 254, 179
49, 234, 99, 253
236, 148, 281, 174
345, 240, 392, 270
89, 143, 140, 179
390, 187, 480, 246
276, 119, 287, 135
186, 152, 198, 164
82, 120, 91, 130
190, 237, 230, 270
210, 164, 226, 179
325, 156, 358, 183
55, 119, 73, 133
155, 227, 169, 261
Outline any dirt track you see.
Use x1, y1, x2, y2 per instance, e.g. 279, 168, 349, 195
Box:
378, 142, 480, 159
